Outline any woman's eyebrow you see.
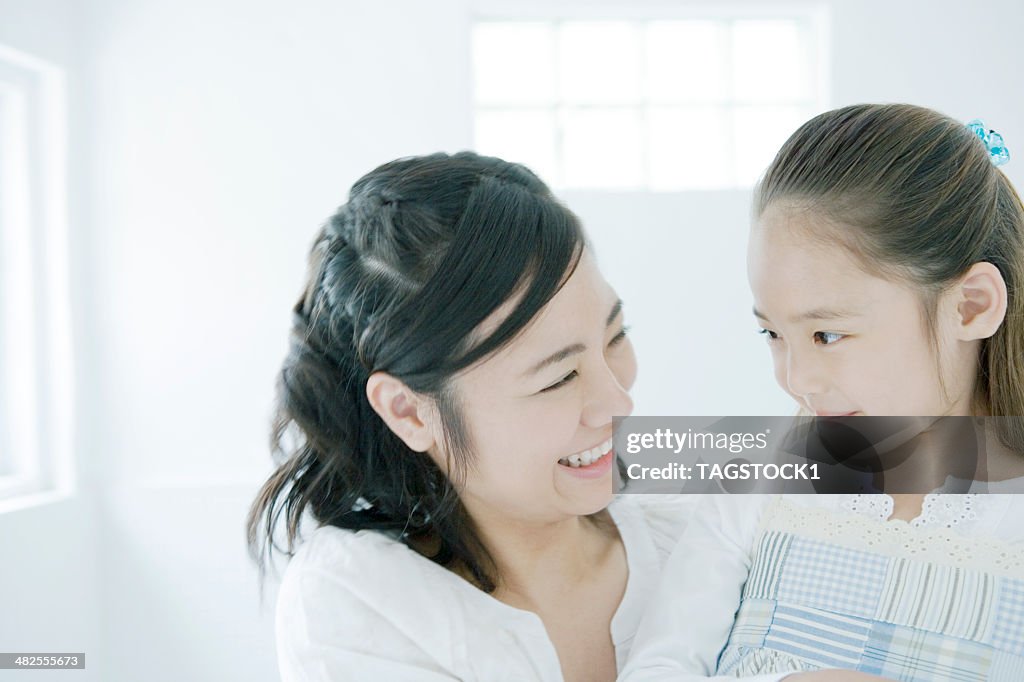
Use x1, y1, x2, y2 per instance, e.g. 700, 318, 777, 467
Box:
526, 343, 586, 376
607, 299, 623, 327
524, 300, 624, 377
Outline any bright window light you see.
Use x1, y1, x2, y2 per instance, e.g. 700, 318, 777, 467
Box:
472, 10, 828, 191
0, 43, 71, 506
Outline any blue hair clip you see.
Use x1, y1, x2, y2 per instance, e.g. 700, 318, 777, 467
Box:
967, 119, 1010, 166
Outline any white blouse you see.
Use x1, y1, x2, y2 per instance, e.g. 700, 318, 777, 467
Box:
275, 495, 695, 681
619, 494, 1024, 682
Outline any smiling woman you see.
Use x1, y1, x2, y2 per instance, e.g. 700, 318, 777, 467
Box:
246, 152, 691, 682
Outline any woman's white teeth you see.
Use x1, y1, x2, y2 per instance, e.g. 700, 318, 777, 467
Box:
558, 438, 613, 468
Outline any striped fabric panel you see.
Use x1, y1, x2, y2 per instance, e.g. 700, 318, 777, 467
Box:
726, 598, 775, 647
717, 646, 820, 677
715, 645, 744, 676
721, 596, 1024, 680
875, 558, 996, 642
990, 648, 1024, 680
743, 531, 792, 600
861, 621, 992, 682
717, 599, 781, 677
763, 603, 872, 668
991, 578, 1024, 656
776, 536, 888, 618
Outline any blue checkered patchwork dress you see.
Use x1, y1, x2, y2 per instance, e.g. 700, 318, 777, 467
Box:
716, 497, 1024, 681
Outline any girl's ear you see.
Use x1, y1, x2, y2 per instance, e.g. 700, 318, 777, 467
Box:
952, 262, 1008, 341
365, 372, 438, 452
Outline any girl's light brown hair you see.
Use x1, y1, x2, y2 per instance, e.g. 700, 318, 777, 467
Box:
755, 103, 1024, 448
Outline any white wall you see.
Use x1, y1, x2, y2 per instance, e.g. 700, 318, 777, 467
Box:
568, 189, 783, 415
82, 1, 476, 679
0, 1, 102, 681
2, 1, 1023, 680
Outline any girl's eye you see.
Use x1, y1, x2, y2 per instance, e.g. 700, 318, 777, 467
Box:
758, 328, 779, 342
540, 370, 578, 393
814, 331, 844, 345
608, 325, 631, 348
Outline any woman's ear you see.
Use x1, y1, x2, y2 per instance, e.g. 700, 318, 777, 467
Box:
365, 372, 438, 452
952, 262, 1008, 341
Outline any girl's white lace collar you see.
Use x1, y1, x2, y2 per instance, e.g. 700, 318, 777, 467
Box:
762, 494, 1023, 577
839, 493, 981, 530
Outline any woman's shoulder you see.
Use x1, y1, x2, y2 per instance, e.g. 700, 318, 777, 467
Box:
277, 524, 462, 606
275, 525, 475, 677
276, 524, 478, 633
284, 524, 405, 575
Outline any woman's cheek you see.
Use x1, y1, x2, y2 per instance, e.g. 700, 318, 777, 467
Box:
613, 340, 638, 391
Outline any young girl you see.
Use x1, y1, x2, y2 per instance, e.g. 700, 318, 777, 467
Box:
247, 152, 691, 681
621, 104, 1024, 681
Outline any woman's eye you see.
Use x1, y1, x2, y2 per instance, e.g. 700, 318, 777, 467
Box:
758, 328, 779, 342
540, 370, 578, 393
814, 331, 844, 345
608, 325, 631, 348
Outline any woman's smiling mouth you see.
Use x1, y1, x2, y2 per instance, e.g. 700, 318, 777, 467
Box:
558, 437, 613, 468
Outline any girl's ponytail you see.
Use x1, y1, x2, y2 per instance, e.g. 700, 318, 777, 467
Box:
981, 172, 1024, 446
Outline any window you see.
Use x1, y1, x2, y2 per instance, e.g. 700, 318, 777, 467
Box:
472, 9, 828, 190
0, 43, 71, 505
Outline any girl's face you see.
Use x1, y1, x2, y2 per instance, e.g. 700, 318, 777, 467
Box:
748, 206, 976, 418
439, 249, 636, 526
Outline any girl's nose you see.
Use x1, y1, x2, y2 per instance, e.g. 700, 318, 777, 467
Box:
784, 346, 827, 400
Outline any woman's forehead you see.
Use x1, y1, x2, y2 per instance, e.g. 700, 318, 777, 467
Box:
463, 254, 617, 371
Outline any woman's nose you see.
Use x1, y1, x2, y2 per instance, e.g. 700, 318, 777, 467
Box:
581, 362, 634, 427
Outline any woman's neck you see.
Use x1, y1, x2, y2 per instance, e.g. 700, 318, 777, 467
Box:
467, 506, 617, 606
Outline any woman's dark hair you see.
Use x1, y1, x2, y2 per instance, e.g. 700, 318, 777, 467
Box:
246, 152, 584, 592
756, 103, 1024, 443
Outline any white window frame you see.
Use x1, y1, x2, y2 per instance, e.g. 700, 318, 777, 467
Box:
471, 2, 831, 191
0, 43, 73, 509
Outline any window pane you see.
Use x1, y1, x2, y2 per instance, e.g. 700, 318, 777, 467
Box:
474, 109, 558, 185
0, 90, 9, 477
648, 106, 730, 190
0, 87, 40, 479
732, 20, 809, 102
473, 22, 556, 105
561, 107, 643, 189
733, 104, 809, 186
472, 14, 823, 191
558, 22, 642, 104
646, 21, 728, 103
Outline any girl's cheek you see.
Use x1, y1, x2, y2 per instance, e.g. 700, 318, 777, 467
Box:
770, 348, 788, 392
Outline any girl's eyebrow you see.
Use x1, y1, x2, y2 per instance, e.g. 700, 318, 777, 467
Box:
524, 299, 624, 377
753, 306, 860, 323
